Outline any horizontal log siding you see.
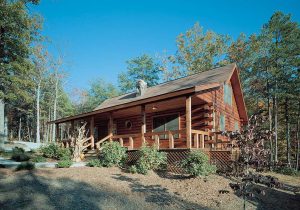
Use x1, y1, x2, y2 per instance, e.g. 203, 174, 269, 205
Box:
197, 82, 242, 143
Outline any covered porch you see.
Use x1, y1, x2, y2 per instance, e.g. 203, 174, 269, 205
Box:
54, 93, 226, 151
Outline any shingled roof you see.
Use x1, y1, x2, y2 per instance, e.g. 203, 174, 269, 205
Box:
94, 63, 236, 111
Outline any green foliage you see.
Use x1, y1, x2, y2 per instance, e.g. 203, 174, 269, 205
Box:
57, 159, 72, 168
134, 145, 167, 175
40, 143, 71, 160
128, 165, 138, 174
87, 159, 102, 167
11, 147, 31, 162
275, 167, 300, 176
16, 162, 35, 171
175, 22, 230, 75
181, 151, 217, 176
99, 141, 127, 167
31, 155, 46, 163
118, 54, 161, 93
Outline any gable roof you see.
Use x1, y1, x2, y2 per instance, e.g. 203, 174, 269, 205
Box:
49, 63, 248, 124
94, 63, 236, 111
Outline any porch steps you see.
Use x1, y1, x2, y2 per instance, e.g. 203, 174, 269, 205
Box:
84, 149, 99, 160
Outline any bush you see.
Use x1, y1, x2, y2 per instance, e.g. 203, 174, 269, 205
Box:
275, 167, 299, 176
87, 159, 102, 167
128, 165, 138, 174
40, 143, 71, 160
16, 162, 35, 171
181, 150, 217, 177
57, 159, 72, 168
135, 145, 167, 175
11, 147, 31, 162
31, 155, 46, 163
99, 141, 127, 167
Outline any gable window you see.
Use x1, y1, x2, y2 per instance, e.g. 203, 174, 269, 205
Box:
153, 114, 179, 139
224, 83, 232, 106
219, 114, 225, 131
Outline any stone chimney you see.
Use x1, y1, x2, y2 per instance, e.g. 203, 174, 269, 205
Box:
136, 79, 147, 97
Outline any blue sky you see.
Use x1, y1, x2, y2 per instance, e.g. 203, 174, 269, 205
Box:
32, 0, 300, 93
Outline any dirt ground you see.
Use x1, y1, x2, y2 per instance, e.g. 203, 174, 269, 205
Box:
0, 167, 299, 210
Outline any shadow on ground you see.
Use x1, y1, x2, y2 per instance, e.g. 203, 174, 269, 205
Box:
0, 169, 209, 210
112, 173, 210, 209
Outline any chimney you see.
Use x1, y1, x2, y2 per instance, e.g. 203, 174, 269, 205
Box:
136, 79, 147, 97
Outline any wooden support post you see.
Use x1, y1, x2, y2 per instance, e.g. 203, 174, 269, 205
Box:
119, 138, 123, 147
200, 134, 205, 149
108, 113, 113, 142
169, 132, 174, 149
90, 116, 95, 149
55, 123, 59, 142
186, 96, 192, 148
155, 135, 160, 150
141, 105, 146, 144
129, 137, 134, 150
194, 134, 199, 149
71, 120, 74, 135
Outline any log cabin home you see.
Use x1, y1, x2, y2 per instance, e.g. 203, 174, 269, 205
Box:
49, 63, 247, 166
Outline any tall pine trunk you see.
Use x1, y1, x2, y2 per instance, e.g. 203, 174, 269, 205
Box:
296, 101, 300, 171
36, 82, 41, 143
18, 117, 22, 141
51, 73, 58, 142
0, 99, 5, 149
285, 97, 291, 166
274, 95, 278, 163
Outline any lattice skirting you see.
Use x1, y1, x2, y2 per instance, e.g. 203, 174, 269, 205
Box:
126, 149, 234, 174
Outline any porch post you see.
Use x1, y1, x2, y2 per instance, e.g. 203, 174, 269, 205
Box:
55, 123, 59, 142
186, 95, 192, 148
141, 105, 146, 144
71, 120, 74, 137
90, 116, 95, 149
108, 113, 113, 141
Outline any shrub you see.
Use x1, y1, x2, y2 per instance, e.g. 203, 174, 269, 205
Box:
135, 145, 167, 175
40, 143, 71, 160
87, 159, 102, 167
11, 147, 31, 162
275, 167, 299, 176
128, 165, 138, 174
31, 155, 46, 163
57, 159, 72, 168
99, 141, 127, 167
181, 150, 217, 177
16, 162, 35, 171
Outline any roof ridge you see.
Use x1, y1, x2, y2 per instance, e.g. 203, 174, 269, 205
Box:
102, 63, 236, 101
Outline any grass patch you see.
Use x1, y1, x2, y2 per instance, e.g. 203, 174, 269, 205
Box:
16, 162, 35, 171
57, 159, 72, 168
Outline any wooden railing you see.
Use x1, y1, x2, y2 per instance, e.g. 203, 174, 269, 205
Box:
82, 136, 93, 150
191, 129, 213, 149
62, 129, 215, 151
95, 134, 113, 150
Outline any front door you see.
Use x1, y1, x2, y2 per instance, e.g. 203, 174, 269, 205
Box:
97, 120, 109, 141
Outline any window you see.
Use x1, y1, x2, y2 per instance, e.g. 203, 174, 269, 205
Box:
219, 114, 225, 131
125, 120, 132, 129
224, 83, 232, 106
153, 114, 179, 139
234, 121, 240, 131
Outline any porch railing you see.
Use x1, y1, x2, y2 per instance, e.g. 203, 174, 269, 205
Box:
105, 129, 214, 150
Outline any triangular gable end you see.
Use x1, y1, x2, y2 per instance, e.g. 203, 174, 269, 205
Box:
226, 65, 248, 123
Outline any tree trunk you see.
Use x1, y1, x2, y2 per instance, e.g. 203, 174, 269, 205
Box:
268, 95, 273, 165
0, 99, 5, 149
285, 97, 291, 166
36, 82, 41, 143
274, 95, 278, 163
296, 102, 300, 171
18, 117, 22, 141
52, 74, 58, 142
